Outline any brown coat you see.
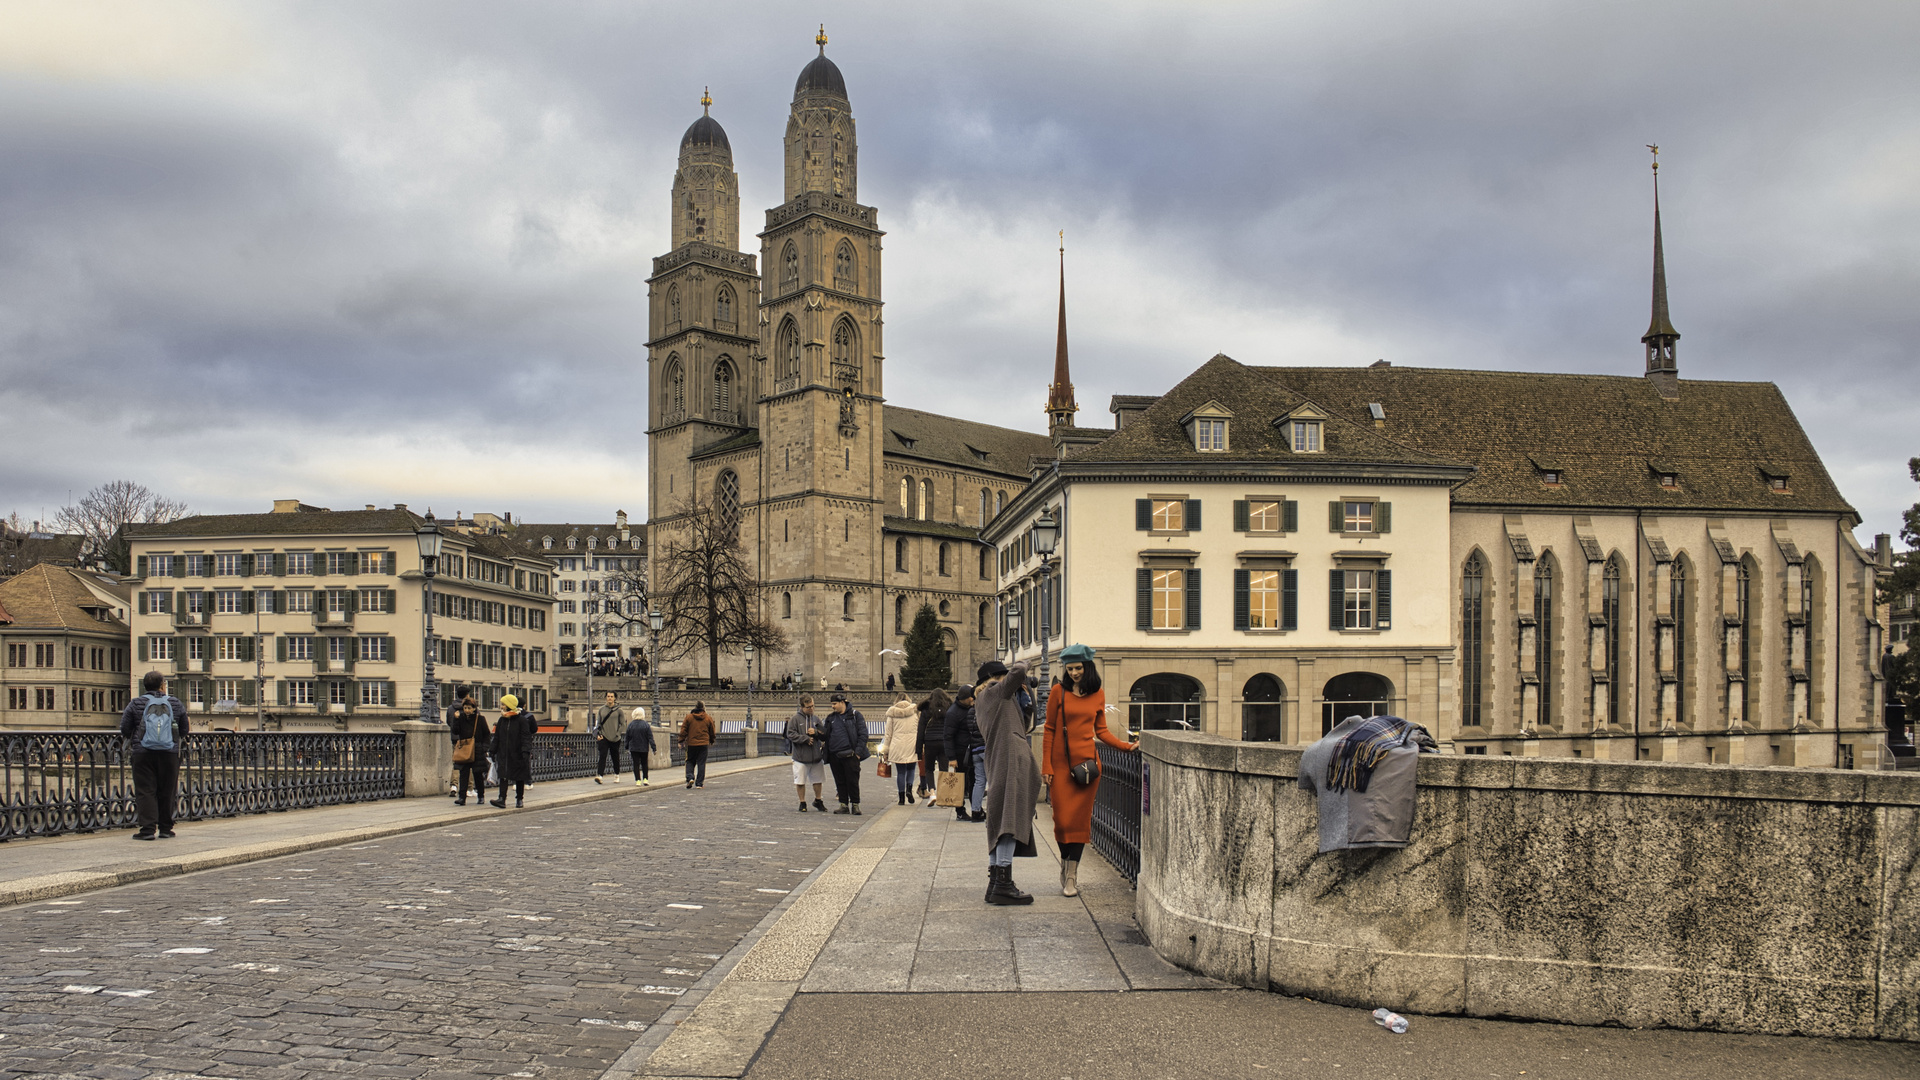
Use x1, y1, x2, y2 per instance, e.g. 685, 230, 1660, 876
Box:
680, 711, 717, 748
977, 662, 1040, 856
1042, 685, 1132, 845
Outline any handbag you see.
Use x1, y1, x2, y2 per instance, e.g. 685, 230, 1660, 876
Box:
934, 769, 965, 807
876, 759, 892, 779
1070, 757, 1099, 786
452, 736, 475, 765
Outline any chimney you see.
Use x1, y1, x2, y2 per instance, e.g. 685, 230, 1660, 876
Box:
394, 503, 407, 512
365, 505, 376, 511
1876, 533, 1894, 569
272, 499, 303, 514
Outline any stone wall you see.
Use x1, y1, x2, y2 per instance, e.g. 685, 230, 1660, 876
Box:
1136, 729, 1920, 1040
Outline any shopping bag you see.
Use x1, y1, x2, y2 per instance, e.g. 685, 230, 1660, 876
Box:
486, 759, 499, 786
876, 759, 892, 779
934, 769, 965, 807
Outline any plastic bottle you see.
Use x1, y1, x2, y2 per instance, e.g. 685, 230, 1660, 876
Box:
1371, 1007, 1409, 1034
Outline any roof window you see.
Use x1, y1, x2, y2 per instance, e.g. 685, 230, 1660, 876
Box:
893, 431, 916, 449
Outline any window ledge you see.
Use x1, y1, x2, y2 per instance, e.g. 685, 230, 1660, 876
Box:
1238, 628, 1293, 635
1337, 627, 1389, 635
1143, 629, 1195, 635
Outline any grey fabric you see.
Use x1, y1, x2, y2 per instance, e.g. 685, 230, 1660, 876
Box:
597, 706, 625, 742
1298, 716, 1425, 852
977, 662, 1040, 857
783, 710, 825, 763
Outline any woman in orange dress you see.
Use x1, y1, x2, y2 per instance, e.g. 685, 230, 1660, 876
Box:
1042, 643, 1138, 897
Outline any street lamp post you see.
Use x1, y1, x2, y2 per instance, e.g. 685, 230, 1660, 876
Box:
1005, 604, 1020, 662
415, 512, 444, 725
743, 643, 755, 731
1031, 510, 1060, 719
648, 609, 664, 738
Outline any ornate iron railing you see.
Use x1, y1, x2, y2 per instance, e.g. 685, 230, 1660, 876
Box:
1091, 742, 1143, 885
0, 731, 403, 841
527, 733, 598, 783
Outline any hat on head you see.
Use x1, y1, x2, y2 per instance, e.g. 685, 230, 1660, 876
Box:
1059, 643, 1096, 664
829, 692, 848, 703
454, 685, 472, 698
500, 693, 519, 710
975, 660, 1008, 683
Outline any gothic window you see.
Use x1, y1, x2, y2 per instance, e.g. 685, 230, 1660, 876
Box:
1460, 552, 1486, 726
831, 317, 858, 383
667, 285, 681, 326
894, 595, 906, 634
1672, 555, 1689, 725
919, 479, 932, 522
978, 602, 990, 637
834, 241, 856, 289
714, 285, 733, 325
843, 592, 853, 618
995, 490, 1006, 515
663, 356, 685, 422
980, 488, 991, 527
782, 592, 792, 619
895, 538, 907, 572
712, 358, 734, 420
900, 476, 913, 516
1734, 557, 1754, 721
715, 470, 740, 537
777, 317, 800, 379
1602, 556, 1624, 727
1535, 554, 1555, 728
781, 242, 799, 292
938, 543, 950, 576
978, 546, 989, 579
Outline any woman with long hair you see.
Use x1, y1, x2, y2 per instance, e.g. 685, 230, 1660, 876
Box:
1042, 644, 1137, 897
915, 688, 952, 803
448, 696, 491, 806
879, 691, 921, 805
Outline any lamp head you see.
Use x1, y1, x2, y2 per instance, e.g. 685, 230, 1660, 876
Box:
1032, 510, 1059, 555
648, 610, 664, 632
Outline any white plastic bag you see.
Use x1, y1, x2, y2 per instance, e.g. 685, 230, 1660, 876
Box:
487, 759, 499, 786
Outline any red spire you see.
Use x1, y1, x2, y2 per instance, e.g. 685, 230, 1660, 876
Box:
1045, 235, 1078, 430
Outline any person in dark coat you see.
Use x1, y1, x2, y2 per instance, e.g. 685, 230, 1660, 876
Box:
915, 689, 951, 802
943, 685, 985, 822
821, 694, 870, 815
120, 671, 189, 840
448, 698, 492, 806
975, 660, 1040, 905
624, 707, 655, 786
489, 694, 535, 808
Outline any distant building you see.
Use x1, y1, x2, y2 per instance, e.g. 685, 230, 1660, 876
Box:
0, 523, 100, 581
501, 511, 648, 667
124, 501, 557, 728
0, 564, 135, 730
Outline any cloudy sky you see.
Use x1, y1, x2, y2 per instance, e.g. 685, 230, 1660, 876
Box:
1, 0, 1914, 541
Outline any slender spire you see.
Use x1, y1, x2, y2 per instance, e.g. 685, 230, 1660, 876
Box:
817, 24, 828, 52
1046, 231, 1079, 430
1643, 144, 1680, 385
701, 87, 711, 115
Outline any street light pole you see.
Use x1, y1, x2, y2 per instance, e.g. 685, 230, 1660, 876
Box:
648, 609, 664, 738
1031, 510, 1060, 721
743, 643, 755, 732
415, 512, 444, 725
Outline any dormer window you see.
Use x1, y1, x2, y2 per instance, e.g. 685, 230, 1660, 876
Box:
542, 536, 553, 550
1769, 476, 1790, 493
1290, 420, 1322, 453
1181, 401, 1233, 453
1531, 456, 1566, 487
1659, 473, 1679, 489
1541, 471, 1562, 486
1277, 403, 1329, 454
1760, 464, 1791, 494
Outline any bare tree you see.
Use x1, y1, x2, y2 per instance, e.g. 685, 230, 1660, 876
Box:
55, 480, 191, 572
652, 494, 788, 682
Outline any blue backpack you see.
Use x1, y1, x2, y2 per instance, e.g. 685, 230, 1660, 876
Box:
138, 695, 176, 750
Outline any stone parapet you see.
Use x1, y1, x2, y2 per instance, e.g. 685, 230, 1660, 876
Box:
1137, 730, 1920, 1041
391, 720, 452, 798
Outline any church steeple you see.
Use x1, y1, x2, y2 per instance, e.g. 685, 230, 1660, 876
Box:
1045, 233, 1078, 431
1642, 144, 1680, 396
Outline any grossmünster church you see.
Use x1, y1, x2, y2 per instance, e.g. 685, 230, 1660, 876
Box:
646, 33, 1049, 687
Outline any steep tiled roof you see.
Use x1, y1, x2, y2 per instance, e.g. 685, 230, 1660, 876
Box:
1074, 354, 1467, 471
0, 565, 126, 632
1261, 364, 1854, 516
128, 509, 423, 539
885, 406, 1052, 480
504, 522, 645, 558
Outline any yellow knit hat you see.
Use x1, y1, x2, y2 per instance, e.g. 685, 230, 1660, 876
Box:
500, 693, 519, 710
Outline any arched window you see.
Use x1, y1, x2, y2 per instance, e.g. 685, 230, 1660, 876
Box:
895, 595, 906, 634
900, 476, 913, 516
714, 284, 733, 325
1242, 674, 1286, 742
939, 599, 951, 618
1534, 554, 1555, 728
842, 591, 854, 618
663, 356, 685, 422
831, 317, 858, 382
1802, 554, 1824, 726
782, 592, 792, 619
995, 490, 1006, 515
978, 546, 989, 579
715, 470, 740, 537
834, 240, 856, 288
667, 285, 681, 326
894, 538, 907, 572
1734, 556, 1754, 723
919, 479, 932, 522
938, 543, 950, 575
980, 488, 991, 527
781, 242, 799, 292
712, 357, 734, 420
978, 601, 990, 637
1671, 555, 1689, 727
1602, 556, 1624, 728
1321, 672, 1393, 737
1460, 551, 1486, 727
1128, 672, 1205, 733
777, 317, 800, 380
541, 536, 553, 550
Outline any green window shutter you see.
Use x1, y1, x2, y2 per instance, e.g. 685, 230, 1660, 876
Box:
138, 637, 148, 663
1330, 570, 1345, 631
345, 591, 358, 614
1233, 569, 1249, 631
239, 681, 255, 706
138, 592, 148, 616
385, 589, 397, 612
239, 637, 254, 662
1282, 500, 1298, 533
136, 556, 148, 577
385, 553, 397, 575
1135, 500, 1151, 531
273, 553, 286, 577
1282, 569, 1298, 631
243, 591, 256, 615
172, 559, 184, 578
1186, 500, 1201, 531
240, 554, 253, 578
1377, 570, 1392, 628
1376, 502, 1391, 534
1232, 501, 1248, 532
1185, 568, 1201, 630
1136, 568, 1152, 630
348, 552, 360, 575
1329, 501, 1343, 533
274, 590, 286, 615
385, 636, 397, 659
348, 638, 360, 661
277, 680, 287, 707
276, 636, 287, 662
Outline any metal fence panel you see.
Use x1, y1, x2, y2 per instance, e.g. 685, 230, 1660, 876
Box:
1091, 742, 1142, 885
528, 733, 598, 783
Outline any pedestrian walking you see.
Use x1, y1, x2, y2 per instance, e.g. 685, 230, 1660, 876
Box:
681, 701, 717, 788
784, 696, 829, 812
120, 671, 188, 840
975, 660, 1041, 905
449, 697, 492, 806
885, 672, 896, 692
879, 691, 921, 805
489, 694, 535, 808
915, 689, 951, 802
822, 693, 870, 815
594, 691, 624, 784
943, 685, 986, 822
1042, 645, 1136, 897
624, 706, 655, 786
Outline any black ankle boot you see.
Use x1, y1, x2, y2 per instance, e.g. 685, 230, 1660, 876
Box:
987, 865, 1034, 906
897, 792, 905, 805
515, 795, 523, 808
455, 796, 467, 806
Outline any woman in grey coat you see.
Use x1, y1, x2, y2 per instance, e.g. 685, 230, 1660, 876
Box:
974, 659, 1040, 905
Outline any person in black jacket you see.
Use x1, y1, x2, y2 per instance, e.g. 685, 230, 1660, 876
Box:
448, 698, 491, 806
489, 694, 536, 808
120, 671, 189, 840
915, 689, 951, 802
822, 694, 870, 815
943, 685, 985, 822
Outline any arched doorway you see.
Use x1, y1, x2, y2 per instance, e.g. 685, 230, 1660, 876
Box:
1242, 674, 1285, 742
1321, 672, 1393, 736
1129, 673, 1204, 732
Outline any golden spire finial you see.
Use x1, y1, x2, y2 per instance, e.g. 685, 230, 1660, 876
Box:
816, 24, 828, 51
1647, 143, 1660, 172
1059, 228, 1064, 255
701, 86, 712, 114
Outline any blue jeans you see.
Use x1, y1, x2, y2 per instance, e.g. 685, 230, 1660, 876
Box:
988, 835, 1016, 867
894, 762, 917, 796
968, 747, 986, 813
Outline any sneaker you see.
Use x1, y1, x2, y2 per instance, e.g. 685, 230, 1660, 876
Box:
133, 830, 156, 841
798, 802, 808, 812
971, 810, 986, 822
635, 779, 645, 787
852, 805, 862, 816
158, 830, 175, 839
642, 778, 651, 786
594, 776, 604, 785
695, 784, 703, 789
833, 804, 852, 815
813, 799, 827, 812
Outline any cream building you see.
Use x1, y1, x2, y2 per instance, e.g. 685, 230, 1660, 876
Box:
124, 502, 557, 729
0, 564, 134, 730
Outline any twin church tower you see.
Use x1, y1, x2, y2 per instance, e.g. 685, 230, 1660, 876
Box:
646, 32, 1050, 685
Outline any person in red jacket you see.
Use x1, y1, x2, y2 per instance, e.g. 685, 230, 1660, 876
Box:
1041, 644, 1137, 897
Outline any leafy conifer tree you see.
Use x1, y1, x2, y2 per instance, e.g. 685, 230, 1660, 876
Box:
900, 603, 950, 691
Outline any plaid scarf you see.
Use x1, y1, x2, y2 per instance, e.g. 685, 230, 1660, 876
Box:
1326, 715, 1434, 793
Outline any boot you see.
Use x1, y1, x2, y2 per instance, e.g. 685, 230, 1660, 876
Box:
852, 804, 862, 816
1061, 858, 1080, 898
834, 803, 852, 815
489, 798, 505, 808
987, 866, 1034, 906
515, 795, 524, 808
984, 866, 998, 903
971, 809, 986, 823
955, 806, 970, 822
897, 791, 905, 806
455, 795, 467, 806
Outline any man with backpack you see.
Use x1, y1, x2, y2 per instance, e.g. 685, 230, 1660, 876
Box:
119, 671, 189, 841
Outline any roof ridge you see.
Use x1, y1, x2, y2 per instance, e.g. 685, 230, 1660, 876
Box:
1252, 364, 1781, 389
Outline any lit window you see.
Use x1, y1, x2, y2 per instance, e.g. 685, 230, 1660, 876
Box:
1291, 420, 1322, 453
1193, 418, 1227, 451
1343, 502, 1374, 534
1342, 570, 1375, 629
1151, 500, 1185, 531
1248, 500, 1280, 532
1248, 570, 1280, 629
1152, 570, 1185, 630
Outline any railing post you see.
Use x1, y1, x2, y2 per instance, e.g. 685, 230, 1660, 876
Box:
391, 721, 449, 798
745, 729, 759, 758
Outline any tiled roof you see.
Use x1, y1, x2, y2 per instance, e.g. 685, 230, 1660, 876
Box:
882, 516, 986, 542
0, 597, 11, 623
127, 509, 423, 539
0, 565, 127, 632
504, 522, 646, 557
885, 406, 1052, 480
1074, 354, 1468, 471
1260, 364, 1854, 515
461, 531, 561, 566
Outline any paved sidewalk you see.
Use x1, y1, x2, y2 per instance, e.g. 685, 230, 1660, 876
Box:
0, 756, 784, 908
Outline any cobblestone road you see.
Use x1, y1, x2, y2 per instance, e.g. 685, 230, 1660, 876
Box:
0, 767, 863, 1080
